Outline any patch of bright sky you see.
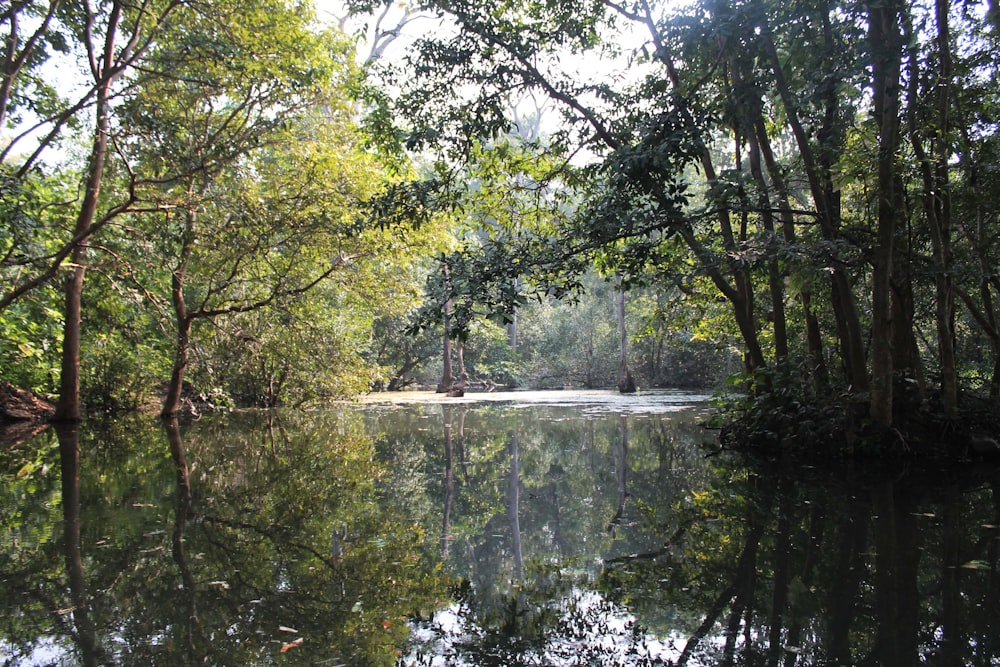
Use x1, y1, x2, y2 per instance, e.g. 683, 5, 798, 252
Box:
313, 0, 683, 144
1, 13, 93, 171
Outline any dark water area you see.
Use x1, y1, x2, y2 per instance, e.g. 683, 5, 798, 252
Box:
1, 390, 998, 666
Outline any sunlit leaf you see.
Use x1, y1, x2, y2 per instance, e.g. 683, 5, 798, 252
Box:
280, 638, 304, 653
960, 560, 991, 570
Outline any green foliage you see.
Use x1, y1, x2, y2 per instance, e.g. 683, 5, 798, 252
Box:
517, 280, 619, 389
0, 167, 81, 394
200, 297, 377, 408
369, 311, 442, 391
716, 364, 854, 455
0, 289, 63, 396
457, 319, 521, 386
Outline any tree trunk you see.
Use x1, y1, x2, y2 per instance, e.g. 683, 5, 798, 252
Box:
753, 117, 828, 390
53, 4, 124, 422
746, 129, 788, 363
676, 226, 767, 373
802, 293, 829, 392
909, 0, 957, 416
162, 316, 193, 419
758, 13, 868, 392
54, 126, 106, 421
507, 276, 520, 351
889, 200, 927, 401
437, 266, 454, 393
616, 278, 636, 393
868, 0, 906, 427
507, 430, 523, 580
162, 210, 196, 418
448, 340, 468, 396
646, 14, 768, 376
56, 424, 106, 664
55, 251, 87, 422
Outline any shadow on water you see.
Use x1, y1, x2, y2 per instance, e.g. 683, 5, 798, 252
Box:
0, 391, 998, 665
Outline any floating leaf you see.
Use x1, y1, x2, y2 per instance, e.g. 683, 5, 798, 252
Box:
960, 560, 990, 570
280, 638, 304, 653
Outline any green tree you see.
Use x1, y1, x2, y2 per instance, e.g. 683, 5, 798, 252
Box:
109, 1, 387, 416
350, 0, 1000, 444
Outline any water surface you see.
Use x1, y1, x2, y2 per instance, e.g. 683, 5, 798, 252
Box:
1, 390, 998, 665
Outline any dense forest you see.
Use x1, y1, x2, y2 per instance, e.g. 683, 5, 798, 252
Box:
2, 0, 1000, 455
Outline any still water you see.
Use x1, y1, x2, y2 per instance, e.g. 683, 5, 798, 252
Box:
1, 390, 998, 666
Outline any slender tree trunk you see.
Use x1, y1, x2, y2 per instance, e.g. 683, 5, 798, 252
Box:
909, 0, 957, 416
449, 340, 468, 396
507, 276, 520, 352
508, 430, 523, 580
53, 4, 124, 422
616, 277, 636, 393
55, 248, 88, 422
746, 130, 788, 363
889, 199, 926, 400
437, 265, 454, 393
442, 406, 454, 559
162, 211, 196, 418
676, 226, 767, 372
641, 8, 767, 375
753, 117, 828, 390
757, 9, 868, 391
162, 317, 193, 418
57, 424, 106, 665
868, 0, 906, 427
802, 293, 829, 392
456, 340, 466, 384
726, 52, 789, 368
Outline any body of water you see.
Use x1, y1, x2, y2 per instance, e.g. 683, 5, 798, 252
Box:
1, 390, 998, 665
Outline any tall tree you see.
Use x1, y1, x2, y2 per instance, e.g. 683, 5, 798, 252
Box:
52, 1, 185, 421
112, 0, 386, 416
867, 0, 907, 427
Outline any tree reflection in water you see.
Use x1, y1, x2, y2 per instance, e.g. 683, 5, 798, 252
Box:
1, 393, 999, 665
1, 411, 453, 666
378, 399, 1000, 667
